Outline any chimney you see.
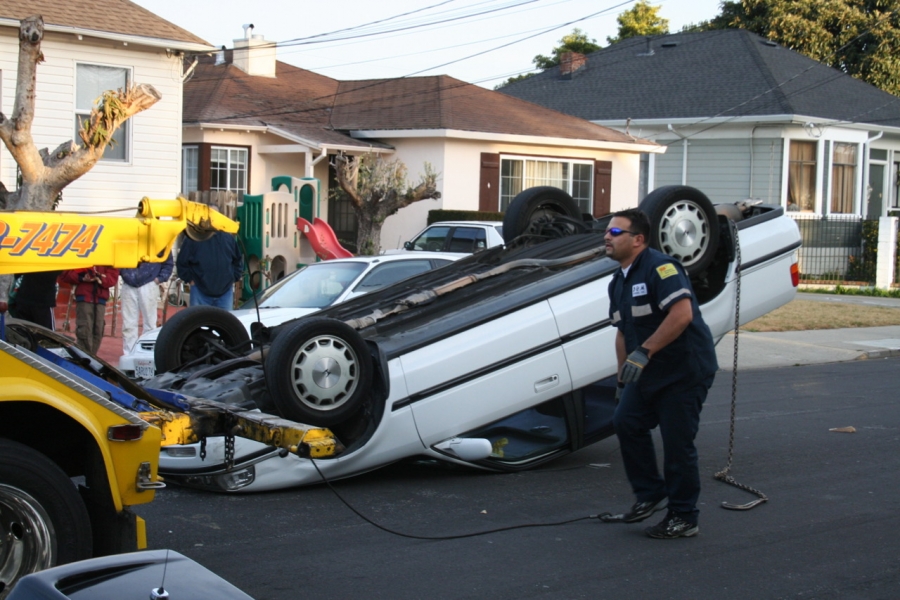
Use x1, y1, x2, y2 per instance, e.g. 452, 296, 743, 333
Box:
559, 52, 586, 79
233, 25, 276, 77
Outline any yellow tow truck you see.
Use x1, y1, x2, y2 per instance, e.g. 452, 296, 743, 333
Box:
0, 199, 340, 597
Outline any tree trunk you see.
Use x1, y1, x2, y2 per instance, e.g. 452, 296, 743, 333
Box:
0, 15, 161, 305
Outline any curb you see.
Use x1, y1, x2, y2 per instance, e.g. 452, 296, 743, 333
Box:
860, 349, 900, 360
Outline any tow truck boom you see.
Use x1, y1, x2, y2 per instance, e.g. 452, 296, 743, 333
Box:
0, 197, 239, 275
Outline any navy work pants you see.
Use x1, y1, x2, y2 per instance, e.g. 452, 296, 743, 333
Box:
612, 375, 714, 524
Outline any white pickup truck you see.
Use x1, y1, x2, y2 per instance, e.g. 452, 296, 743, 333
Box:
144, 185, 801, 492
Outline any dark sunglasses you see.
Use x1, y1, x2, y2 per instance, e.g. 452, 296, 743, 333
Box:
604, 227, 638, 237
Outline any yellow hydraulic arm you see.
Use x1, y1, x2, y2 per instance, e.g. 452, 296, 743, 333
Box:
0, 198, 239, 275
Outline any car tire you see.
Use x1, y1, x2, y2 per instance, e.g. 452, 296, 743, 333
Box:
154, 305, 250, 373
0, 438, 93, 593
265, 317, 373, 426
502, 186, 584, 244
640, 185, 720, 276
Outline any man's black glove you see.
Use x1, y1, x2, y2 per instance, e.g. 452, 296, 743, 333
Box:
620, 347, 650, 383
615, 381, 625, 404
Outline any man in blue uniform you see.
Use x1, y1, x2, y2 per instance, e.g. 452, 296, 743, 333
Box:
603, 208, 718, 538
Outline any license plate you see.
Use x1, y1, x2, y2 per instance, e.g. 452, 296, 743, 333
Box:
134, 358, 156, 379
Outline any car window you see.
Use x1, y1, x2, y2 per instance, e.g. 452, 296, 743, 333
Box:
411, 226, 450, 251
461, 398, 569, 464
242, 262, 368, 309
447, 227, 487, 253
353, 260, 435, 292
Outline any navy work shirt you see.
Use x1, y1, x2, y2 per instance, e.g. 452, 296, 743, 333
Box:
608, 247, 718, 394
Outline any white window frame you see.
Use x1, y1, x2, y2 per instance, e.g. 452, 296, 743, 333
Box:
182, 146, 199, 195
210, 146, 248, 192
828, 142, 859, 215
499, 155, 594, 213
74, 62, 132, 163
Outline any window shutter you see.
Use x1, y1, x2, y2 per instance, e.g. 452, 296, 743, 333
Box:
479, 152, 500, 211
593, 160, 612, 217
198, 143, 212, 191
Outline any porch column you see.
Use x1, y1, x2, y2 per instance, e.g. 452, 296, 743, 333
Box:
875, 216, 898, 289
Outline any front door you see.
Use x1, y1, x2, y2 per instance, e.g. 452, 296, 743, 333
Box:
867, 163, 885, 218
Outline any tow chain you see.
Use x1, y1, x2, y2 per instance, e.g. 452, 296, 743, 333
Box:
713, 220, 768, 510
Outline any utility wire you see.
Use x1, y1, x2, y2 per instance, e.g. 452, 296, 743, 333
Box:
186, 0, 633, 124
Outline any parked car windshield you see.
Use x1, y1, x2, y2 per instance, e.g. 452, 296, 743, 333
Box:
239, 262, 368, 309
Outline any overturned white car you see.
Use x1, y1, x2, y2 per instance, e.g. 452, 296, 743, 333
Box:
145, 186, 801, 492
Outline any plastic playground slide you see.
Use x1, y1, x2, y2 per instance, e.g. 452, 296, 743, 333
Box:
297, 217, 354, 260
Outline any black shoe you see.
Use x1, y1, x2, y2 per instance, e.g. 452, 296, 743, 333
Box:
620, 497, 668, 523
645, 512, 699, 539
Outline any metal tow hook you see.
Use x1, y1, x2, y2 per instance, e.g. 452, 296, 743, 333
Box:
136, 462, 166, 491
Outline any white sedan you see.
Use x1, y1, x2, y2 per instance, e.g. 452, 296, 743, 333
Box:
146, 186, 801, 492
119, 253, 462, 378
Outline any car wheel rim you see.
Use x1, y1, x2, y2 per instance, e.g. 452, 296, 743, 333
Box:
657, 200, 710, 266
289, 335, 359, 412
0, 484, 56, 594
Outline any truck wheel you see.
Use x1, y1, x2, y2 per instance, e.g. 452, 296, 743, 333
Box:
0, 439, 92, 595
154, 305, 250, 373
265, 318, 373, 426
640, 185, 720, 276
503, 186, 584, 244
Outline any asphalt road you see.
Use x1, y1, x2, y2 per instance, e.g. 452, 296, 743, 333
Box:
136, 357, 900, 600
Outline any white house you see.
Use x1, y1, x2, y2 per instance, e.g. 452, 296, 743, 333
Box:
0, 0, 214, 213
181, 28, 661, 253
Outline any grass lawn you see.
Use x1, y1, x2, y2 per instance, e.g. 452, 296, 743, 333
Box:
744, 300, 900, 332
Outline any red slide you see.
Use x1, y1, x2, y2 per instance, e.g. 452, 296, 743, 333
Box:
297, 217, 354, 260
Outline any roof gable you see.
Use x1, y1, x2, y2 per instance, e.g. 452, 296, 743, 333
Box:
499, 29, 900, 128
1, 0, 209, 47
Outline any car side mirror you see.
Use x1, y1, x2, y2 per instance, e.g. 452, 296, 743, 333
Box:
434, 438, 494, 461
403, 241, 413, 250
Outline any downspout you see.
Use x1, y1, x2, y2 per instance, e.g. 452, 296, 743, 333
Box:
668, 124, 688, 185
750, 126, 758, 198
304, 148, 328, 178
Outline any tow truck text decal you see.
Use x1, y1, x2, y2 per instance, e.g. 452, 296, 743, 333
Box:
0, 221, 104, 258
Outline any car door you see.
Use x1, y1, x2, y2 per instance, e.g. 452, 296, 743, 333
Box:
445, 227, 488, 253
405, 301, 573, 448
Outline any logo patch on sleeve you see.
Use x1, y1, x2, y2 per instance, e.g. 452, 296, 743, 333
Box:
656, 263, 678, 279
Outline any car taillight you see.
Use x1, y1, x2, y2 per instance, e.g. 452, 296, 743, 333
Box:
108, 424, 144, 441
790, 262, 800, 287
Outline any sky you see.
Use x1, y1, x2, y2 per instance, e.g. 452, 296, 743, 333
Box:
133, 0, 723, 88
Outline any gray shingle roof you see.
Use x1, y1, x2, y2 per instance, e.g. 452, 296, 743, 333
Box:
499, 29, 900, 129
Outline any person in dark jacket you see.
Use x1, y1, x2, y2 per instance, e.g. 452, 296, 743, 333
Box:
176, 231, 243, 309
8, 271, 61, 329
601, 208, 717, 539
120, 254, 174, 353
59, 267, 119, 354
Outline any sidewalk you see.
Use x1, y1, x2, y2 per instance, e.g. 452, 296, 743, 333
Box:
716, 325, 900, 371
